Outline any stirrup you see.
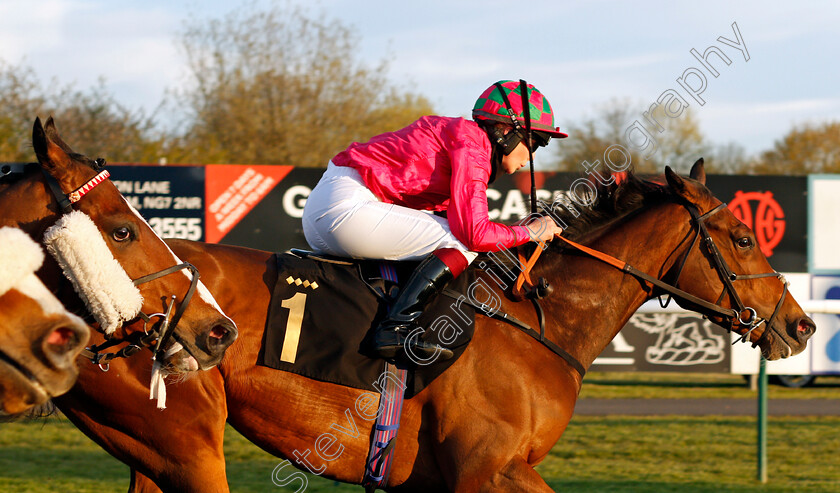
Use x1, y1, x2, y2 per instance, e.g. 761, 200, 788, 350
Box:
373, 328, 453, 362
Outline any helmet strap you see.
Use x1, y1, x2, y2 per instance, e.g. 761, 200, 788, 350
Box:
485, 124, 524, 156
492, 81, 537, 214
488, 147, 500, 184
493, 82, 524, 132
518, 79, 536, 214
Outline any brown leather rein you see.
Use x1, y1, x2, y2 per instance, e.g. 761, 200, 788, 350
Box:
501, 201, 790, 376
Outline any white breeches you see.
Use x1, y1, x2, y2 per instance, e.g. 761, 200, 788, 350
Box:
302, 163, 477, 262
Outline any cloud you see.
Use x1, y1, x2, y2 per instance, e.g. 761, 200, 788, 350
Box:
0, 0, 74, 60
0, 0, 181, 112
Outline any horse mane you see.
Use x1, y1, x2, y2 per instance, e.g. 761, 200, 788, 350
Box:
482, 169, 683, 275
548, 169, 702, 243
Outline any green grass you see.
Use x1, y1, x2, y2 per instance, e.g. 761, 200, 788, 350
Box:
3, 416, 839, 492
541, 416, 840, 492
579, 372, 840, 399
1, 372, 839, 492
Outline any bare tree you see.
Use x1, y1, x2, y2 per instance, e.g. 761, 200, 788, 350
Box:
173, 2, 434, 166
0, 63, 50, 161
550, 98, 709, 174
703, 141, 751, 174
0, 61, 163, 163
748, 121, 840, 174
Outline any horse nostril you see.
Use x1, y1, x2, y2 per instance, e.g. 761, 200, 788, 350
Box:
44, 326, 85, 355
797, 319, 816, 338
42, 323, 88, 368
45, 327, 76, 348
209, 325, 228, 340
207, 322, 237, 350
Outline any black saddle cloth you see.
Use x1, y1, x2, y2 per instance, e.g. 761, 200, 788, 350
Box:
257, 252, 475, 398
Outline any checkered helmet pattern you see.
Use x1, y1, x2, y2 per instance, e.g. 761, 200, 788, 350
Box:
472, 80, 567, 137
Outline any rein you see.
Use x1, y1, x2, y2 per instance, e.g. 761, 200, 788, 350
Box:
553, 202, 789, 346
502, 200, 790, 374
40, 165, 201, 366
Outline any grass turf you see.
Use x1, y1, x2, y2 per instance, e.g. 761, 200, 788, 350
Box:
1, 372, 838, 492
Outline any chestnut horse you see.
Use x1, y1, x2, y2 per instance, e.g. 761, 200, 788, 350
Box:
0, 227, 90, 415
6, 155, 816, 491
0, 117, 238, 371
0, 117, 240, 488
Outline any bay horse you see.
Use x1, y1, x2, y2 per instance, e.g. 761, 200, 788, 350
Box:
0, 117, 238, 373
6, 153, 816, 491
0, 116, 237, 490
0, 227, 90, 415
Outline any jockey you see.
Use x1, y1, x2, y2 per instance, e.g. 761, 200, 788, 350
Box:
302, 80, 566, 361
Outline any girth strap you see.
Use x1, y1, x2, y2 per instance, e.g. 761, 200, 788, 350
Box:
443, 288, 586, 378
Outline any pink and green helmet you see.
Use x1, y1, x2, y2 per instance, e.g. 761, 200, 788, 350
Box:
472, 80, 568, 138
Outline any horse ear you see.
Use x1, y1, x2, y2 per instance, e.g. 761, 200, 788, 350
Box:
33, 116, 72, 176
689, 158, 706, 185
43, 116, 75, 154
666, 165, 704, 204
664, 166, 686, 194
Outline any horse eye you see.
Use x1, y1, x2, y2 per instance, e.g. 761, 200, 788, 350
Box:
737, 237, 753, 249
113, 227, 132, 242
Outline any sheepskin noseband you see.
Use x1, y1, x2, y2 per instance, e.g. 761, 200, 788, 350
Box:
43, 210, 143, 334
0, 227, 88, 324
0, 227, 45, 297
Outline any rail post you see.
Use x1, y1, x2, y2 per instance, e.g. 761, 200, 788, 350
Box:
757, 355, 768, 483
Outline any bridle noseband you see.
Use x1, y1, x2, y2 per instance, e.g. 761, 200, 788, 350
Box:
664, 202, 789, 348
39, 165, 201, 367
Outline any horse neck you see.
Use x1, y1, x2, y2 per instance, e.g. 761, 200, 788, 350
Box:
533, 202, 692, 370
0, 174, 82, 305
0, 173, 54, 233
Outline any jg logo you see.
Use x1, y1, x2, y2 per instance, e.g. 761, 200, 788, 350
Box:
728, 191, 785, 257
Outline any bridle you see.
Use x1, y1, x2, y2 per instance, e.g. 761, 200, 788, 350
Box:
553, 200, 790, 350
39, 163, 201, 369
503, 197, 793, 378
662, 202, 789, 348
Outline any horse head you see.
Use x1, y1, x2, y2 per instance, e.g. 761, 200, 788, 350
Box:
537, 158, 814, 369
0, 227, 90, 415
0, 117, 237, 372
660, 159, 815, 360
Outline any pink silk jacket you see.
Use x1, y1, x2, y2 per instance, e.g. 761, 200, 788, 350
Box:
332, 116, 531, 252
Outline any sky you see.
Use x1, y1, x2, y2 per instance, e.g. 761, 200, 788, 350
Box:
1, 0, 839, 165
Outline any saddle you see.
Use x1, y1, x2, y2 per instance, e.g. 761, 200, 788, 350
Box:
257, 249, 476, 397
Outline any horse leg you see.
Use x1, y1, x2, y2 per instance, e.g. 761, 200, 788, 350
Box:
478, 458, 554, 493
128, 466, 228, 493
128, 469, 162, 493
55, 359, 230, 493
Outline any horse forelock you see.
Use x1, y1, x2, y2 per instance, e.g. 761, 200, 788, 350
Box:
68, 153, 98, 170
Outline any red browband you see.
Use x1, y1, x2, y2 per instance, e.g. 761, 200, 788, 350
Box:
68, 170, 110, 204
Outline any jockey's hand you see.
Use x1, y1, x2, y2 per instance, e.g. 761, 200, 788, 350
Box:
526, 216, 563, 243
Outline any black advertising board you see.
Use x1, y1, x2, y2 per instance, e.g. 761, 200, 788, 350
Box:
705, 175, 807, 273
2, 163, 808, 275
218, 171, 807, 274
107, 165, 206, 241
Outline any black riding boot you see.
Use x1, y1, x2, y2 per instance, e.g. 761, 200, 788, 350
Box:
372, 254, 456, 362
